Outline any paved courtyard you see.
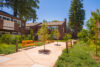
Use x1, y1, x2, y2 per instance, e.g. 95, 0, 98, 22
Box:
0, 42, 66, 67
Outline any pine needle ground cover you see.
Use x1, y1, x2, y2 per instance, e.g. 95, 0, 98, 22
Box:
56, 41, 100, 67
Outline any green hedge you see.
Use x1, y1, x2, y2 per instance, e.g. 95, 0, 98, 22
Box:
0, 34, 35, 44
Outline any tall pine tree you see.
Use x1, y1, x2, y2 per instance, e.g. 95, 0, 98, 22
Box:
69, 0, 85, 38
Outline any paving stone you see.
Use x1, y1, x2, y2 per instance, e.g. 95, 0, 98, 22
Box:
31, 64, 49, 67
0, 56, 11, 63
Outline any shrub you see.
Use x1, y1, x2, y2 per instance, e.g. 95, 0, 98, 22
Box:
0, 34, 22, 44
11, 35, 22, 44
0, 34, 12, 44
0, 43, 16, 54
63, 33, 72, 41
77, 29, 88, 42
49, 31, 54, 40
0, 43, 22, 54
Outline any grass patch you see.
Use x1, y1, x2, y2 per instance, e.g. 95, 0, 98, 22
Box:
0, 41, 44, 54
54, 40, 66, 42
36, 41, 44, 46
0, 43, 21, 54
56, 41, 100, 67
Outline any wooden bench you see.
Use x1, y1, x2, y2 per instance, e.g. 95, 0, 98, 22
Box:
22, 40, 35, 47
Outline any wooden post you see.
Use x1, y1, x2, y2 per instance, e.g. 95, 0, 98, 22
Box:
66, 41, 68, 53
16, 40, 18, 52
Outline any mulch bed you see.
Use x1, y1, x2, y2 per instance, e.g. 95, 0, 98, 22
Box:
38, 49, 51, 54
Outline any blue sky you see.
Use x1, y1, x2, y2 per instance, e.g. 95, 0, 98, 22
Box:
1, 0, 100, 29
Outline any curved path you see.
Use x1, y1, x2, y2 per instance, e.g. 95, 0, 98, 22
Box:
0, 42, 66, 67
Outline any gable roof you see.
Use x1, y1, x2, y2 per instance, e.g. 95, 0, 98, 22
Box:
26, 23, 41, 27
26, 21, 65, 27
47, 21, 64, 26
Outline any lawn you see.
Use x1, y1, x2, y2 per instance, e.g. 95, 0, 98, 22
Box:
54, 40, 66, 42
0, 41, 44, 54
56, 41, 100, 67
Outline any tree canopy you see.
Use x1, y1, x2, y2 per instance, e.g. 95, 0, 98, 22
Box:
37, 22, 49, 43
0, 0, 39, 21
68, 0, 85, 38
63, 33, 72, 41
86, 9, 100, 40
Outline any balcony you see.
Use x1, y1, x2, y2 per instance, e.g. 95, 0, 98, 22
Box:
0, 19, 19, 31
3, 20, 14, 30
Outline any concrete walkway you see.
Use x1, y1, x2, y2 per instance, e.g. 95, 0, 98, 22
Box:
0, 42, 66, 67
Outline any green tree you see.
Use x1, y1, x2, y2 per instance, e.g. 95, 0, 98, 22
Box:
0, 0, 39, 21
77, 29, 88, 42
63, 33, 72, 53
37, 22, 49, 51
54, 29, 60, 45
49, 31, 54, 40
52, 20, 58, 22
86, 9, 100, 56
28, 29, 34, 41
68, 0, 85, 38
63, 33, 72, 41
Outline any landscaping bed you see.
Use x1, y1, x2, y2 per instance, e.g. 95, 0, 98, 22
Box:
0, 41, 44, 54
0, 43, 22, 54
56, 41, 100, 67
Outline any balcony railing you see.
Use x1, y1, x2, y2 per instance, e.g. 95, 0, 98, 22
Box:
3, 20, 14, 30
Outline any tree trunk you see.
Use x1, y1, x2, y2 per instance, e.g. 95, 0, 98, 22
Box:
13, 9, 17, 17
13, 0, 17, 17
95, 29, 98, 56
66, 41, 68, 53
57, 39, 58, 45
16, 40, 18, 52
96, 43, 97, 56
44, 43, 45, 51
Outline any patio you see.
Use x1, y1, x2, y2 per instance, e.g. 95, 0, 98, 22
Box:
0, 42, 66, 67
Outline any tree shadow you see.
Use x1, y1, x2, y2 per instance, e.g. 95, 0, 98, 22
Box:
55, 44, 61, 46
23, 46, 36, 50
38, 49, 51, 55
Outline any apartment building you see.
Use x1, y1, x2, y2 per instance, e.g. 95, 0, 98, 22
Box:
0, 11, 67, 40
26, 19, 67, 39
0, 11, 26, 35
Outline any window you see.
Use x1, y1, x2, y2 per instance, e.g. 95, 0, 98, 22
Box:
13, 19, 17, 23
3, 16, 6, 20
22, 23, 24, 27
17, 20, 21, 27
51, 26, 58, 29
6, 17, 11, 21
0, 15, 11, 21
13, 19, 21, 27
0, 15, 3, 19
26, 27, 30, 30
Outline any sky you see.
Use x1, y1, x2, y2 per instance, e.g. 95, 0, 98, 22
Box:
1, 0, 100, 29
